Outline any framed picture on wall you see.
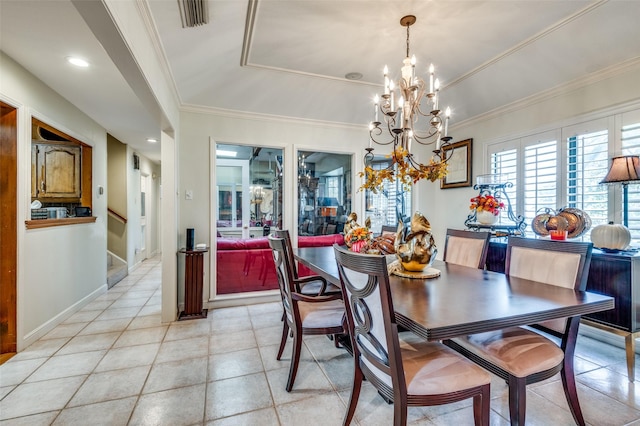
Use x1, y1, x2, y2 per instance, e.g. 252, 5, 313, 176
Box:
440, 138, 472, 189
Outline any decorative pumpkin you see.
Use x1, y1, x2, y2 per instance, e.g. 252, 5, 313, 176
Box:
531, 207, 591, 238
590, 222, 630, 251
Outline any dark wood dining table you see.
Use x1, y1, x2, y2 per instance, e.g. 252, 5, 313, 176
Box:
294, 246, 615, 341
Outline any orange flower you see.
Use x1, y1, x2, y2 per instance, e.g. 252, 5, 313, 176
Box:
345, 226, 372, 244
469, 194, 505, 216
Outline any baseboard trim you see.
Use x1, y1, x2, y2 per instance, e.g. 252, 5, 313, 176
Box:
20, 284, 107, 350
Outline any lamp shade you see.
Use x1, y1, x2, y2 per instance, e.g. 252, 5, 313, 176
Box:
600, 155, 640, 184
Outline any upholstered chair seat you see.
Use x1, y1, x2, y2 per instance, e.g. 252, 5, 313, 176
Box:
297, 299, 345, 329
454, 328, 565, 378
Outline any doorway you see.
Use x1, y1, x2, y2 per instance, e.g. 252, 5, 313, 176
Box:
0, 101, 18, 361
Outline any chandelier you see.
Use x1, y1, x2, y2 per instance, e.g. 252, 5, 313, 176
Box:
361, 15, 453, 192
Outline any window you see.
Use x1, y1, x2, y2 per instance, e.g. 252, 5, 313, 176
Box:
524, 140, 557, 221
486, 115, 640, 242
297, 151, 352, 236
565, 129, 609, 235
365, 158, 412, 233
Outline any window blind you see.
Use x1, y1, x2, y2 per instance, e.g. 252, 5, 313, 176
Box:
524, 141, 557, 223
566, 130, 608, 240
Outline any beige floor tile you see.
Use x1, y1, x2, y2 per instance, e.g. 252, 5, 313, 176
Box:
113, 325, 168, 348
533, 376, 640, 425
164, 319, 211, 341
95, 306, 141, 321
276, 392, 346, 426
254, 325, 285, 347
207, 407, 280, 426
247, 302, 282, 316
68, 365, 150, 406
95, 343, 160, 372
266, 360, 334, 406
53, 397, 137, 426
77, 318, 132, 335
0, 385, 15, 400
208, 305, 250, 320
63, 309, 102, 324
210, 329, 257, 354
0, 411, 60, 426
250, 311, 284, 330
206, 373, 273, 420
143, 356, 208, 394
25, 350, 105, 382
109, 297, 150, 309
40, 322, 87, 340
209, 348, 264, 381
130, 383, 206, 426
57, 332, 120, 355
9, 338, 70, 361
156, 336, 209, 364
127, 314, 163, 330
577, 366, 640, 408
138, 304, 161, 316
211, 315, 253, 333
0, 357, 47, 386
80, 299, 114, 312
0, 376, 86, 420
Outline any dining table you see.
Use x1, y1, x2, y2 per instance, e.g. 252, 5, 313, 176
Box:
294, 245, 615, 342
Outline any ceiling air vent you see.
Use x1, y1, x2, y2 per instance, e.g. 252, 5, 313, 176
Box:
177, 0, 209, 28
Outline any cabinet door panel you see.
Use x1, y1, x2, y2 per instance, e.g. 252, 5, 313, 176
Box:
36, 144, 81, 198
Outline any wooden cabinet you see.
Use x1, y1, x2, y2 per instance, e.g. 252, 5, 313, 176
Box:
178, 248, 209, 320
32, 142, 81, 200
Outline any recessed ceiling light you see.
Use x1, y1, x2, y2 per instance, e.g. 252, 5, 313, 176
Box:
146, 138, 158, 143
66, 56, 89, 68
216, 150, 237, 157
345, 72, 363, 80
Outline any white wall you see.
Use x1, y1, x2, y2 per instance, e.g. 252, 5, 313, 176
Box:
1, 52, 108, 349
424, 60, 640, 252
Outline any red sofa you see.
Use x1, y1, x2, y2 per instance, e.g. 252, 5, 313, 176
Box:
216, 234, 344, 294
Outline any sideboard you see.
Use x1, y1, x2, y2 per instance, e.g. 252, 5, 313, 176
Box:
487, 239, 640, 381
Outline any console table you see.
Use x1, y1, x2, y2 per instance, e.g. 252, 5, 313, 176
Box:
178, 248, 209, 320
487, 239, 639, 381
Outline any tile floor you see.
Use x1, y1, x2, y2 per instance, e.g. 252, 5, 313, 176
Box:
1, 256, 640, 425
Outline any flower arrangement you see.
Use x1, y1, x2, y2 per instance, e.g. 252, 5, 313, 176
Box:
469, 194, 504, 216
358, 147, 448, 192
345, 226, 372, 245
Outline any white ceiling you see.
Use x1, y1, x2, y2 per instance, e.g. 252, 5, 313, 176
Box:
2, 0, 640, 164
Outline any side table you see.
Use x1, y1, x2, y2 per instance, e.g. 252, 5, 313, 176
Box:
178, 248, 209, 320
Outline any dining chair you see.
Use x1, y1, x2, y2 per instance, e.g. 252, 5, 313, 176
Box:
442, 229, 491, 269
444, 237, 593, 426
268, 234, 347, 392
272, 229, 341, 296
380, 224, 397, 234
333, 244, 491, 426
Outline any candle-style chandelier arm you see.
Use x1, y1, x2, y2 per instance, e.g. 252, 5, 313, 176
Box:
360, 15, 457, 193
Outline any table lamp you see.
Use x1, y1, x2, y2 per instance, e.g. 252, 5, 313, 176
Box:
599, 155, 640, 227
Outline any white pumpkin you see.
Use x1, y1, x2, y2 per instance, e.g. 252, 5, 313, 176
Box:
590, 222, 631, 250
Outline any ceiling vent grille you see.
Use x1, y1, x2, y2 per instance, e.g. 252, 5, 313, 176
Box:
177, 0, 209, 28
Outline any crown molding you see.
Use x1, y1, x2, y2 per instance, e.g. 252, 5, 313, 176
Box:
452, 56, 640, 131
181, 103, 365, 131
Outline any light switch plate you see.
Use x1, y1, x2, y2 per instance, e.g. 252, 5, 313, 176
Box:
185, 190, 193, 200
